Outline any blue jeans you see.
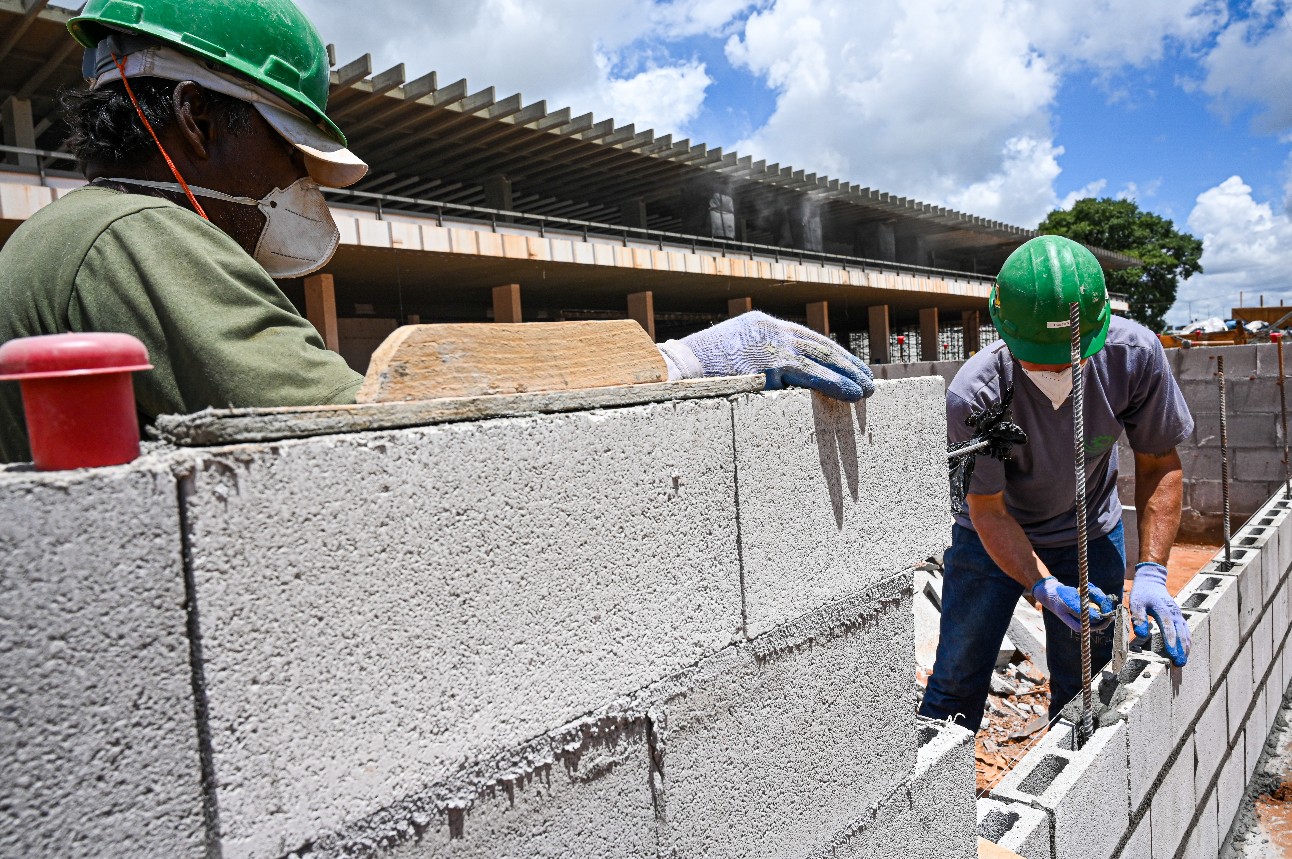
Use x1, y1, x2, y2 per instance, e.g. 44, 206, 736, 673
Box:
918, 521, 1125, 732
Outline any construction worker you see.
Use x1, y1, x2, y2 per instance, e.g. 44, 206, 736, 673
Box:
0, 0, 873, 465
919, 235, 1193, 732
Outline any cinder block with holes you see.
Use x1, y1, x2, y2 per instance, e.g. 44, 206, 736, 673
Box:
1226, 636, 1255, 746
1175, 571, 1239, 693
990, 721, 1128, 859
975, 798, 1052, 859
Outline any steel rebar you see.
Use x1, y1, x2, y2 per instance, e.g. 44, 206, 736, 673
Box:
1219, 354, 1232, 569
1278, 335, 1290, 500
1070, 301, 1094, 745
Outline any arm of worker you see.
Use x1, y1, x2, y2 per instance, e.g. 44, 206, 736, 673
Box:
69, 204, 362, 420
657, 311, 876, 401
1129, 448, 1191, 666
967, 491, 1116, 632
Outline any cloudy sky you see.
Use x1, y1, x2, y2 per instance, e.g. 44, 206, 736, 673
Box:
293, 0, 1292, 326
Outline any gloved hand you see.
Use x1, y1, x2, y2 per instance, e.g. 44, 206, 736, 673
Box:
1130, 562, 1191, 667
658, 311, 876, 401
1031, 576, 1117, 634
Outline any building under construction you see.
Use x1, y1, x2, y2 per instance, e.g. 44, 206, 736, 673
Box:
0, 0, 1134, 373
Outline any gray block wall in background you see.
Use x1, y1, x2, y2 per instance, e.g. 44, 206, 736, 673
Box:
181, 399, 746, 859
0, 461, 205, 859
733, 379, 947, 636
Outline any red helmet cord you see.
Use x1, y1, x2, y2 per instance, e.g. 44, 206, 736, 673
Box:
111, 52, 208, 220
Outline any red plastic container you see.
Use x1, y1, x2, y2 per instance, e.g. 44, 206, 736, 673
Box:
0, 332, 152, 471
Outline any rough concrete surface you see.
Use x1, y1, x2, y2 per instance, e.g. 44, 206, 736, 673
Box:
0, 460, 206, 858
1148, 736, 1195, 859
655, 574, 917, 858
1222, 686, 1292, 859
732, 379, 947, 637
977, 798, 1052, 859
180, 399, 746, 858
992, 721, 1130, 859
823, 719, 976, 859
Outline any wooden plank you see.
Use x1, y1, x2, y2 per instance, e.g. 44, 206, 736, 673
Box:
355, 320, 667, 403
492, 284, 522, 323
153, 376, 765, 447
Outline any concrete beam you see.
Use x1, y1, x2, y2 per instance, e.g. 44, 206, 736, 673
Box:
807, 300, 829, 336
920, 307, 939, 362
869, 305, 891, 364
628, 291, 655, 341
2, 97, 36, 168
492, 283, 522, 323
304, 273, 340, 352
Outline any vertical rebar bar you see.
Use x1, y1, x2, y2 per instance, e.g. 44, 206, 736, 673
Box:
1069, 301, 1093, 744
1218, 355, 1232, 568
1278, 335, 1290, 500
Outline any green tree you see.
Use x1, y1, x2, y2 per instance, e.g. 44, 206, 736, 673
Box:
1038, 197, 1203, 332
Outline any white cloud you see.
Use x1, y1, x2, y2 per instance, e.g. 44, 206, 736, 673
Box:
1169, 175, 1292, 323
1060, 178, 1108, 210
600, 60, 714, 133
1201, 4, 1292, 134
725, 0, 1219, 227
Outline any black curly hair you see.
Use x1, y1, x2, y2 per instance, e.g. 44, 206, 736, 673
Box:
62, 78, 255, 172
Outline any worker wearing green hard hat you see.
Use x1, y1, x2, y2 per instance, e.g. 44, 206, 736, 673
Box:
0, 0, 875, 466
920, 234, 1195, 733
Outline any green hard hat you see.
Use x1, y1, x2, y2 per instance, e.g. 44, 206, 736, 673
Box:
990, 235, 1111, 364
68, 0, 344, 145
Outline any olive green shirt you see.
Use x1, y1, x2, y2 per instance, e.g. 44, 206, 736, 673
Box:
0, 186, 362, 463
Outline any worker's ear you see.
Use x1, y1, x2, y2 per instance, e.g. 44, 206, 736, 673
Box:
171, 81, 213, 161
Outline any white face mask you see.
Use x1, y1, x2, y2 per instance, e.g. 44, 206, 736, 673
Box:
1021, 365, 1075, 409
103, 176, 340, 279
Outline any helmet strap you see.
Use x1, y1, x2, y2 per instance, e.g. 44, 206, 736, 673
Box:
110, 51, 208, 220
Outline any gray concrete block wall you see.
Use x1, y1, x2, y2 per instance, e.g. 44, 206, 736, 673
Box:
980, 483, 1292, 859
0, 460, 206, 859
977, 798, 1052, 859
733, 379, 947, 636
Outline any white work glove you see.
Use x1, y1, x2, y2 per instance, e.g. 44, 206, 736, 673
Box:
658, 311, 876, 402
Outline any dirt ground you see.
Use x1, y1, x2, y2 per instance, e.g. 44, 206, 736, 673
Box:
973, 541, 1220, 795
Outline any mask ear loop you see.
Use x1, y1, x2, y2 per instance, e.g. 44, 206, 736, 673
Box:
110, 52, 208, 220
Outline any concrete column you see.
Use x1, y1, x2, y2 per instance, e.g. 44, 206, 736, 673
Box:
807, 301, 829, 336
482, 175, 513, 218
868, 305, 890, 365
919, 308, 939, 362
622, 199, 647, 229
727, 297, 752, 318
628, 291, 655, 341
493, 284, 522, 323
855, 222, 896, 261
2, 97, 37, 168
897, 234, 932, 268
961, 310, 981, 357
304, 274, 339, 352
406, 314, 421, 325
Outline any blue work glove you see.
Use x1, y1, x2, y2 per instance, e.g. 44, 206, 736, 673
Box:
658, 311, 876, 402
1031, 576, 1117, 634
1130, 562, 1191, 667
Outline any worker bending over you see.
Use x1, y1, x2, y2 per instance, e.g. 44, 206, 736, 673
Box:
919, 235, 1193, 732
0, 0, 874, 465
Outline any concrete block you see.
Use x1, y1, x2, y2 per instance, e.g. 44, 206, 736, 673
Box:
1243, 722, 1263, 784
305, 712, 658, 858
824, 720, 975, 858
1148, 736, 1195, 859
1215, 741, 1245, 847
1227, 636, 1255, 746
1184, 789, 1219, 859
992, 721, 1129, 859
1177, 571, 1239, 694
976, 799, 1052, 859
0, 461, 206, 858
732, 380, 947, 636
1104, 656, 1173, 812
1193, 411, 1282, 449
1123, 811, 1151, 859
1167, 610, 1212, 751
1192, 681, 1228, 804
180, 399, 746, 858
1176, 345, 1258, 381
1252, 611, 1274, 688
656, 576, 917, 859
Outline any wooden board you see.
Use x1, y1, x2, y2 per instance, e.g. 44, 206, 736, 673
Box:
356, 320, 667, 403
152, 376, 765, 447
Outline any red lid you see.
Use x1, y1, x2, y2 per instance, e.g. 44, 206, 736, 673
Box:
0, 332, 152, 381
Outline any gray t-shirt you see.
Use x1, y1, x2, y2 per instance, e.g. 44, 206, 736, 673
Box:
948, 315, 1194, 547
